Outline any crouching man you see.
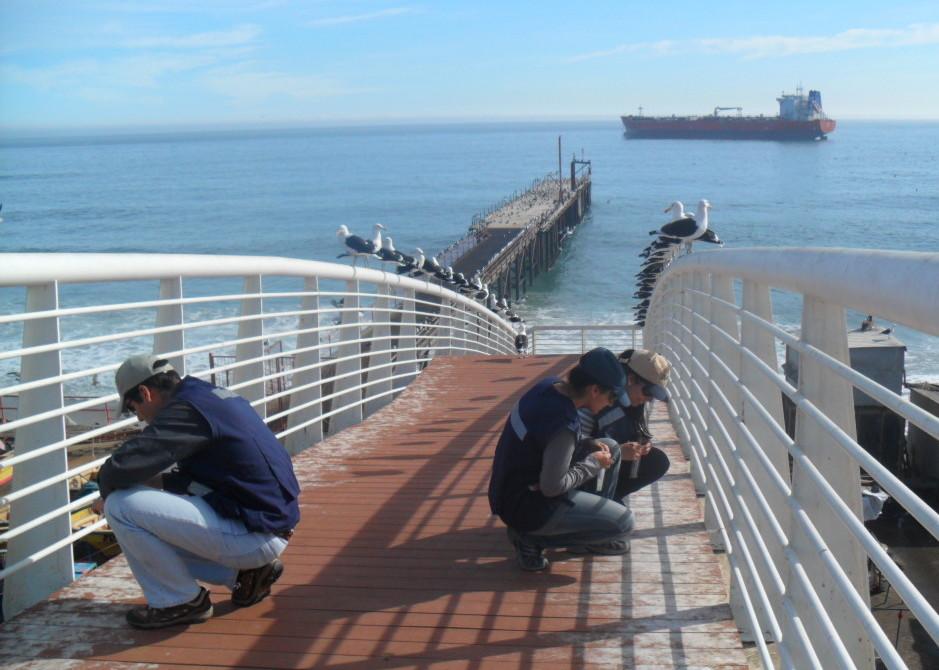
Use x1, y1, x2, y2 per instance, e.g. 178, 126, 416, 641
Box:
94, 354, 300, 629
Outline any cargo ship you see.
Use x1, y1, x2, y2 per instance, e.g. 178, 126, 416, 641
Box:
621, 87, 836, 140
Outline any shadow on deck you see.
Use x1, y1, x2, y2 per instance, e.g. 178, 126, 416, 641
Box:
0, 355, 747, 669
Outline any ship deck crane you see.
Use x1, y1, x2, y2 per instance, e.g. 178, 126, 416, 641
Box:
713, 106, 743, 117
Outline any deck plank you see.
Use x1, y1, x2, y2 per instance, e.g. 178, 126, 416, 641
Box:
0, 355, 747, 669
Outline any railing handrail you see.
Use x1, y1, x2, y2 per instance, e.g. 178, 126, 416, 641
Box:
661, 247, 939, 337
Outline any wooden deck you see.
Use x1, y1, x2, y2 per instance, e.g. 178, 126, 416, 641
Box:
0, 355, 748, 669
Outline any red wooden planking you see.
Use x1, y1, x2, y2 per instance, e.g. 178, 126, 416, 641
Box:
1, 355, 747, 669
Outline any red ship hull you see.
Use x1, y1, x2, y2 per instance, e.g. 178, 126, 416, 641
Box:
620, 116, 836, 140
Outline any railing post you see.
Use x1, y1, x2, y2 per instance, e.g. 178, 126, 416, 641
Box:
682, 272, 709, 497
691, 272, 724, 550
285, 277, 323, 454
395, 288, 418, 377
4, 282, 72, 621
154, 276, 186, 374
709, 275, 773, 642
788, 296, 874, 670
234, 275, 265, 417
740, 281, 802, 657
364, 283, 393, 416
436, 297, 454, 357
328, 280, 363, 434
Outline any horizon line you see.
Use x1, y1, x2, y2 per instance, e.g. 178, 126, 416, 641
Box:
3, 115, 938, 136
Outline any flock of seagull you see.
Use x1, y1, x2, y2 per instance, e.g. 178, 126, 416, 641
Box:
335, 223, 526, 329
632, 198, 723, 327
335, 198, 722, 347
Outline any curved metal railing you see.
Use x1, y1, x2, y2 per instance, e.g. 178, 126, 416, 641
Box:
0, 253, 518, 620
644, 248, 939, 670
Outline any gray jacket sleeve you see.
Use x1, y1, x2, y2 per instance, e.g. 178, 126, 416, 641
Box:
539, 428, 602, 497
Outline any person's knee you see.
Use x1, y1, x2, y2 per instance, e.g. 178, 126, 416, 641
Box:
102, 486, 159, 526
649, 448, 670, 478
616, 505, 635, 535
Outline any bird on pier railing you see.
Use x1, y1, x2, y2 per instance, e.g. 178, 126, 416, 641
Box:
336, 223, 383, 266
421, 253, 444, 278
377, 235, 405, 265
473, 283, 490, 303
650, 199, 710, 241
397, 248, 426, 278
450, 271, 469, 289
640, 236, 681, 258
434, 265, 455, 283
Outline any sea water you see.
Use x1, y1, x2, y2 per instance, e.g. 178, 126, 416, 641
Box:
1, 120, 938, 389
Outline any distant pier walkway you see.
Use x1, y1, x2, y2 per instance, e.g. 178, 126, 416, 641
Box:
0, 355, 746, 669
446, 167, 592, 302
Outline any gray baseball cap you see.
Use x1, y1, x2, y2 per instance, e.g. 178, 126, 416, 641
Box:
115, 354, 175, 411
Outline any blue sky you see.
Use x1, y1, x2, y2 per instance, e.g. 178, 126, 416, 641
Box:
3, 0, 939, 129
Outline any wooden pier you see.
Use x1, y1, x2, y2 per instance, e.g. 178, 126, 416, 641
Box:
1, 355, 747, 669
447, 160, 592, 303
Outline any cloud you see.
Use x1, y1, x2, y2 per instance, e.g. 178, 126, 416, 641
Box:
200, 64, 356, 103
121, 24, 261, 49
2, 52, 226, 95
308, 7, 415, 28
568, 22, 939, 62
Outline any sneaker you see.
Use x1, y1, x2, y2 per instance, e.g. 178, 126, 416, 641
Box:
232, 558, 284, 607
584, 539, 631, 555
507, 528, 548, 572
126, 587, 213, 629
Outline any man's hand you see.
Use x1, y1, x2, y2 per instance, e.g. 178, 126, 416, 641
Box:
91, 498, 105, 515
591, 441, 614, 469
621, 441, 652, 460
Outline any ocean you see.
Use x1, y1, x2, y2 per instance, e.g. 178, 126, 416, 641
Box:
2, 120, 938, 388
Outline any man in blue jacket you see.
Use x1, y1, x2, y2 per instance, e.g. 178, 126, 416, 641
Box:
95, 354, 301, 630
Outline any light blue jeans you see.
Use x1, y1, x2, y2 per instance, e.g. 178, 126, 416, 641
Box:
523, 438, 634, 548
105, 486, 288, 608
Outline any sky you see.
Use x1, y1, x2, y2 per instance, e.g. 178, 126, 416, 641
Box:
3, 0, 939, 130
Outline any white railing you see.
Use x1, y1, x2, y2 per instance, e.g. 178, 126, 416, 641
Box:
529, 324, 641, 354
644, 248, 939, 670
0, 253, 517, 620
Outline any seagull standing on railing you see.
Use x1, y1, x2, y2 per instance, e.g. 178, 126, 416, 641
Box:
397, 248, 426, 278
377, 236, 405, 265
649, 199, 710, 241
336, 223, 383, 266
421, 253, 443, 278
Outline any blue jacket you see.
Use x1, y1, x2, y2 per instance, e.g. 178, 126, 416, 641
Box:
488, 376, 579, 531
174, 377, 301, 534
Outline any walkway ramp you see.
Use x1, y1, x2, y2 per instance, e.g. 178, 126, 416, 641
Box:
0, 355, 747, 669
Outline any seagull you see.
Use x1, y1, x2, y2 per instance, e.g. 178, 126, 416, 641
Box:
649, 199, 711, 241
663, 200, 694, 222
336, 224, 383, 266
450, 272, 469, 289
473, 283, 490, 302
0, 202, 4, 224
397, 248, 426, 277
434, 265, 454, 283
377, 236, 405, 264
696, 228, 723, 246
421, 254, 443, 278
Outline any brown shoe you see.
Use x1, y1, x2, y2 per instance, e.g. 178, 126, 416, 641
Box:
232, 558, 284, 607
126, 587, 213, 629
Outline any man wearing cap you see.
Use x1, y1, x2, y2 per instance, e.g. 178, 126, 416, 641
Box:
488, 347, 635, 571
94, 354, 300, 629
579, 349, 672, 502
